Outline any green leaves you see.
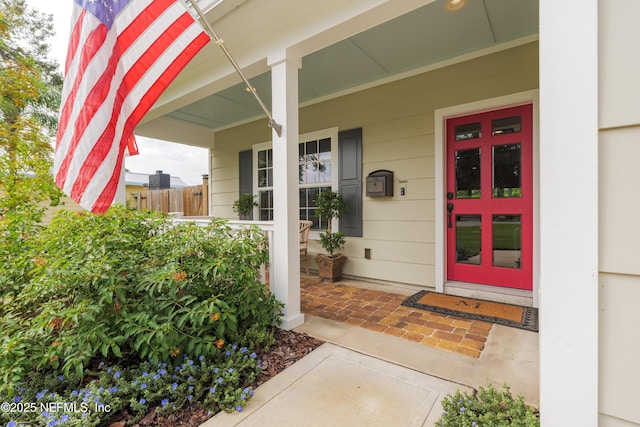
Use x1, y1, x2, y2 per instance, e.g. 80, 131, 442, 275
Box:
0, 206, 283, 393
436, 384, 539, 427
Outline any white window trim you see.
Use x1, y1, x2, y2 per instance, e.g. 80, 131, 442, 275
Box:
434, 90, 539, 307
253, 127, 339, 238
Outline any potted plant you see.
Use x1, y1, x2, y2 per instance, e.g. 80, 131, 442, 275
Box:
314, 189, 349, 282
232, 193, 258, 220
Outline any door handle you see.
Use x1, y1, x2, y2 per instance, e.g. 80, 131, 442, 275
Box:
447, 202, 454, 228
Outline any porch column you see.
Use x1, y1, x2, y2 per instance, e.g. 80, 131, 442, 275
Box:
539, 0, 598, 425
268, 50, 304, 330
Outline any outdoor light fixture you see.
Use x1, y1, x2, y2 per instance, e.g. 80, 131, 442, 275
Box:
446, 0, 467, 11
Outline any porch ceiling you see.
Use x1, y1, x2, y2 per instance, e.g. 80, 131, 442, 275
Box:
142, 0, 537, 142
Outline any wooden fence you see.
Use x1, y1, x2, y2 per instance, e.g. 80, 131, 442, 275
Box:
132, 182, 208, 216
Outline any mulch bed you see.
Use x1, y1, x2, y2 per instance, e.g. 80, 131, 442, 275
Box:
107, 329, 325, 426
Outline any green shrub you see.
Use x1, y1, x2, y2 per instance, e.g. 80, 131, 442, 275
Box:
436, 384, 539, 427
0, 206, 282, 394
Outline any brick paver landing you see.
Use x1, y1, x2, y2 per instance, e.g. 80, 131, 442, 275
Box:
301, 278, 493, 358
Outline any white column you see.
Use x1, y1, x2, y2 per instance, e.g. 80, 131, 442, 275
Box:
268, 50, 304, 330
539, 1, 598, 425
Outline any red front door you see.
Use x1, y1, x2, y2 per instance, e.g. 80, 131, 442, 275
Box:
446, 104, 533, 290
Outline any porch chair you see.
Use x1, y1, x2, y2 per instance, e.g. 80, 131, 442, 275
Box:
299, 220, 313, 274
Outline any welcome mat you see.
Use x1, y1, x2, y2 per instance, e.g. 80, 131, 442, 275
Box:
402, 291, 538, 332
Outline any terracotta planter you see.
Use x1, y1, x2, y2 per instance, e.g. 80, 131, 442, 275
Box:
315, 253, 347, 282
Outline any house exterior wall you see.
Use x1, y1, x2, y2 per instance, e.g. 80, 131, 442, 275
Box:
210, 42, 538, 288
598, 0, 640, 425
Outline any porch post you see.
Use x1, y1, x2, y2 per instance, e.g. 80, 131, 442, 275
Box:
268, 50, 304, 330
539, 0, 598, 425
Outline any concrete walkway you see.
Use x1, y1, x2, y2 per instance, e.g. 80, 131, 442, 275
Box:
203, 313, 538, 426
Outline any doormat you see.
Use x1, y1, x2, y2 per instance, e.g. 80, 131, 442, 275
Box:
402, 291, 538, 332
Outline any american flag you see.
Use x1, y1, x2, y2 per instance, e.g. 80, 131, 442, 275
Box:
54, 0, 210, 213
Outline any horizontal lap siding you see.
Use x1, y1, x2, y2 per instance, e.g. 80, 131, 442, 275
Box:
599, 1, 640, 424
210, 42, 538, 287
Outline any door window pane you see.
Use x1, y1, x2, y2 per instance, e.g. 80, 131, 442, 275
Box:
493, 144, 521, 198
492, 115, 521, 136
455, 122, 481, 141
455, 148, 481, 199
492, 215, 521, 268
456, 215, 481, 265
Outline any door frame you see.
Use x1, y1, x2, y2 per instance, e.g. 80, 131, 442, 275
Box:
434, 90, 539, 307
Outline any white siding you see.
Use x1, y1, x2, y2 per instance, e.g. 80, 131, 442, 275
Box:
598, 0, 640, 425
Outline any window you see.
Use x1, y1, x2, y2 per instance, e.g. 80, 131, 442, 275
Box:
255, 134, 334, 229
298, 137, 332, 230
249, 127, 362, 237
257, 148, 273, 221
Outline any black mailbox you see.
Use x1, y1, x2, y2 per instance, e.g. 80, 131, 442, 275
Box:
366, 170, 394, 197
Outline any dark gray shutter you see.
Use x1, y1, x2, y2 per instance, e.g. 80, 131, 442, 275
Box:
339, 128, 362, 237
239, 150, 253, 219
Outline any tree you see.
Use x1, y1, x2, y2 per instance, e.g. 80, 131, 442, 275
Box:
0, 0, 63, 223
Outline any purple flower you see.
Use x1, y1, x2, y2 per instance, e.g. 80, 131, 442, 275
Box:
236, 406, 243, 412
161, 398, 169, 407
158, 369, 167, 375
114, 371, 122, 379
209, 387, 216, 394
141, 383, 147, 389
199, 355, 205, 362
108, 386, 117, 393
171, 382, 178, 391
139, 398, 147, 405
13, 396, 21, 403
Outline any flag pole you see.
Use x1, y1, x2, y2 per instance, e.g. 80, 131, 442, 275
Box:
186, 0, 283, 137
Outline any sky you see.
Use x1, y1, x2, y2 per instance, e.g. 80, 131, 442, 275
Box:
26, 0, 210, 186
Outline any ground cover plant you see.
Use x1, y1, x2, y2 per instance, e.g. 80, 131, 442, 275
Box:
436, 384, 539, 426
0, 206, 283, 425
